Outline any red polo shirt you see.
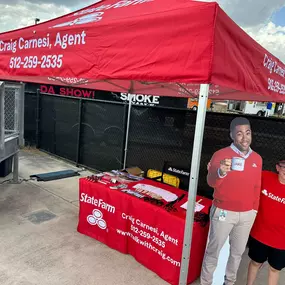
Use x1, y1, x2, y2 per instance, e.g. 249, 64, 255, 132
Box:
251, 171, 285, 250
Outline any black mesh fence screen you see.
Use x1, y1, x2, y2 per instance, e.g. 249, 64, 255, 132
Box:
126, 107, 192, 174
24, 92, 37, 146
53, 97, 79, 162
39, 95, 56, 154
79, 101, 126, 171
126, 106, 285, 198
23, 90, 285, 199
40, 95, 79, 162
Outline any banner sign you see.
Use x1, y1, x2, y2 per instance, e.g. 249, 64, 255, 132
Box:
77, 178, 211, 285
25, 83, 188, 108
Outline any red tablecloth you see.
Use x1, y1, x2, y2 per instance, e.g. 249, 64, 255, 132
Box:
77, 178, 212, 285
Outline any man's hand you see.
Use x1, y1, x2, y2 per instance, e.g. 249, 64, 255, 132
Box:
207, 162, 211, 171
219, 158, 232, 176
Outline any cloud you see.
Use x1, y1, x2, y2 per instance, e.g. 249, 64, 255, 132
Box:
200, 0, 285, 62
222, 0, 284, 27
0, 2, 70, 32
0, 0, 78, 5
202, 0, 285, 27
245, 22, 285, 62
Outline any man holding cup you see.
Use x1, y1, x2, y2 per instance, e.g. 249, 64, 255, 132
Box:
200, 117, 262, 285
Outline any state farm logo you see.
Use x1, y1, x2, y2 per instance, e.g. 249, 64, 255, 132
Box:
262, 189, 268, 196
52, 0, 152, 28
167, 167, 189, 176
262, 189, 285, 204
87, 209, 107, 230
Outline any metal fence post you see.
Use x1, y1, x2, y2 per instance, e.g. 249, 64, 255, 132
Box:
13, 151, 19, 183
18, 83, 25, 147
76, 99, 83, 166
123, 98, 132, 169
53, 104, 56, 155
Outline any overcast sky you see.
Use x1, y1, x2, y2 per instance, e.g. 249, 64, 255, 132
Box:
0, 0, 284, 62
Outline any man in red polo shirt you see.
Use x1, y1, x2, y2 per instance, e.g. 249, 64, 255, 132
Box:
200, 117, 262, 285
246, 160, 285, 285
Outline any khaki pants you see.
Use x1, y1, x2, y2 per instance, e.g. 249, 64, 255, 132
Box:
200, 207, 256, 285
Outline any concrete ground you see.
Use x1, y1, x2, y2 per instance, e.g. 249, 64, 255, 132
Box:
0, 149, 284, 285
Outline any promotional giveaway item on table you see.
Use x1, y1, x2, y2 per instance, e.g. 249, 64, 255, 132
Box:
78, 171, 212, 285
133, 183, 178, 202
180, 199, 205, 212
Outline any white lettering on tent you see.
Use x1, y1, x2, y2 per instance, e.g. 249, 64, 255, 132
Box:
73, 0, 153, 15
53, 12, 104, 28
0, 40, 17, 53
274, 63, 285, 78
48, 77, 89, 84
9, 55, 64, 69
268, 78, 285, 95
263, 54, 285, 79
264, 54, 275, 74
18, 34, 50, 50
54, 31, 86, 49
52, 0, 153, 28
264, 54, 285, 95
2, 31, 86, 56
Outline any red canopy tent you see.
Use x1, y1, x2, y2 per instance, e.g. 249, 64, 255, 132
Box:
0, 0, 284, 101
0, 0, 284, 284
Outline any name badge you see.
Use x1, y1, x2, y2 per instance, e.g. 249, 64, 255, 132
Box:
219, 210, 227, 221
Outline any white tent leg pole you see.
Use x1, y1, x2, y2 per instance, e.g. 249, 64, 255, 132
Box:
179, 84, 209, 285
123, 98, 132, 169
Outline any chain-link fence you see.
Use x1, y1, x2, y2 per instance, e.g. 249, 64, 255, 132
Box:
1, 82, 24, 144
4, 87, 17, 135
0, 82, 24, 181
3, 84, 24, 143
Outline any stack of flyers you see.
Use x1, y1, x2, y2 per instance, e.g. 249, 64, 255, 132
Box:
133, 184, 178, 202
109, 184, 128, 190
121, 189, 145, 199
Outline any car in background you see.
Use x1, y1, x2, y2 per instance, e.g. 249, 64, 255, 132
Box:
187, 98, 212, 111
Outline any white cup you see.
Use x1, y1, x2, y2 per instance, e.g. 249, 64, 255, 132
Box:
231, 157, 245, 171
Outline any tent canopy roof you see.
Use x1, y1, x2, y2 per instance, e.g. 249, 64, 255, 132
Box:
0, 0, 284, 101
